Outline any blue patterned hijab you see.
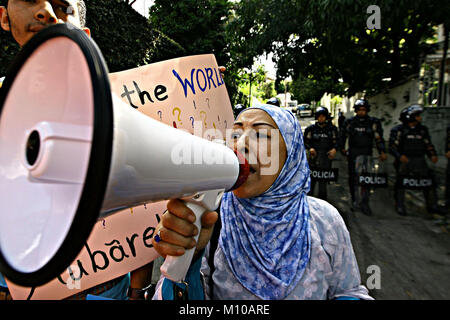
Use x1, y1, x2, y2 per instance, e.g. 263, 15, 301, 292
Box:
219, 105, 311, 300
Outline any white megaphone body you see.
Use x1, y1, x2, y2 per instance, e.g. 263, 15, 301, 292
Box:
0, 24, 248, 287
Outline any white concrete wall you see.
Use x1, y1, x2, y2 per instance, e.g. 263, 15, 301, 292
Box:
320, 79, 420, 140
367, 79, 421, 140
319, 78, 449, 155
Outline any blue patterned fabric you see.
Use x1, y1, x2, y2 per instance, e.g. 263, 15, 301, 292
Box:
219, 104, 311, 300
0, 273, 7, 289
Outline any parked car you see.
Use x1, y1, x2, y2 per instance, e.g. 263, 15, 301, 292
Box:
287, 101, 298, 114
285, 106, 298, 114
297, 104, 313, 117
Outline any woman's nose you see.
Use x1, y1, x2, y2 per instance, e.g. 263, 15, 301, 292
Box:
235, 134, 249, 153
235, 133, 257, 165
34, 2, 59, 24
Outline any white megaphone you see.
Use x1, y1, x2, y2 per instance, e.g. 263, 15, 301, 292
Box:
0, 24, 248, 287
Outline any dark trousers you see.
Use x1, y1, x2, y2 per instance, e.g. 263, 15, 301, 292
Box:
348, 153, 371, 204
348, 155, 357, 202
309, 152, 332, 200
394, 157, 437, 211
446, 159, 450, 206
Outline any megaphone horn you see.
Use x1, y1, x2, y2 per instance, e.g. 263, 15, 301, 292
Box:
0, 24, 248, 287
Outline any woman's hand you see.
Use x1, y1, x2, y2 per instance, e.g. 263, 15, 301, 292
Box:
152, 199, 218, 260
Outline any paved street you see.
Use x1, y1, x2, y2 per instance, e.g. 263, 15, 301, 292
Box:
298, 115, 450, 300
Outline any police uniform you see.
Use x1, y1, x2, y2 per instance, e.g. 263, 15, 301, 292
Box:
340, 115, 386, 203
445, 125, 450, 207
389, 121, 439, 215
233, 104, 245, 119
338, 111, 346, 130
304, 121, 338, 200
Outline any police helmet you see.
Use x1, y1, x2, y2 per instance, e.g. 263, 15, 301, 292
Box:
399, 107, 409, 123
233, 104, 245, 117
266, 97, 281, 107
353, 99, 370, 112
401, 104, 424, 123
315, 106, 330, 120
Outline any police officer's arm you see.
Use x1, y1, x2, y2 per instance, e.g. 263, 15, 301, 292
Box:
422, 126, 437, 159
304, 126, 317, 157
446, 126, 450, 158
373, 119, 386, 155
339, 119, 349, 154
304, 126, 313, 150
327, 125, 338, 159
388, 126, 402, 160
331, 125, 339, 151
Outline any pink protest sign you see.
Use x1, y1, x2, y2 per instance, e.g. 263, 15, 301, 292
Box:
6, 54, 234, 299
7, 204, 163, 300
109, 54, 234, 137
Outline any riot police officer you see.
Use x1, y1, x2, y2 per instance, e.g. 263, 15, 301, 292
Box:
446, 125, 450, 208
389, 104, 445, 216
233, 104, 245, 118
266, 97, 281, 107
304, 107, 338, 200
340, 99, 387, 215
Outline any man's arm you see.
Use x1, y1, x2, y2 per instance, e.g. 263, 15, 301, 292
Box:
373, 118, 386, 154
339, 119, 349, 154
303, 126, 313, 150
422, 126, 437, 160
388, 125, 402, 160
331, 125, 339, 151
446, 125, 450, 154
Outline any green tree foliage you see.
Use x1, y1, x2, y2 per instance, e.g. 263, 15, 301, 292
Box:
290, 76, 344, 104
0, 32, 19, 76
228, 0, 450, 98
0, 0, 185, 75
85, 0, 185, 72
149, 0, 231, 67
261, 81, 276, 100
0, 0, 19, 75
237, 64, 271, 105
149, 0, 245, 104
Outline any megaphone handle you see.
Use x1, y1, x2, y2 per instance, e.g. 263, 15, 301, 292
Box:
159, 201, 205, 283
160, 189, 224, 283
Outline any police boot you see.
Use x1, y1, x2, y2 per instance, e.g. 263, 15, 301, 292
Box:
360, 201, 372, 216
427, 205, 448, 216
395, 189, 407, 216
425, 188, 448, 216
318, 182, 328, 201
395, 203, 407, 216
351, 198, 359, 212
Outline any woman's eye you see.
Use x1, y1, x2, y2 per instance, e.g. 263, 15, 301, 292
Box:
256, 132, 269, 139
231, 132, 241, 139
